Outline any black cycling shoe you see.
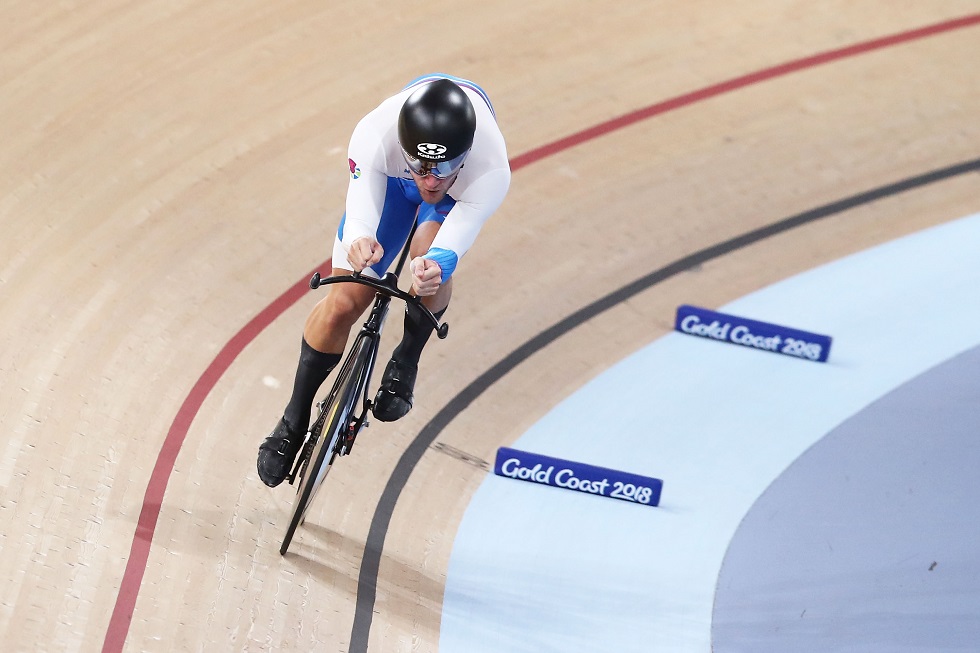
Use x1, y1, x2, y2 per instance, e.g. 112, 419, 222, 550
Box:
257, 418, 305, 487
372, 359, 417, 422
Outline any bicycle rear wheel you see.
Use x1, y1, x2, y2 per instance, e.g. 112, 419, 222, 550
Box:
279, 335, 374, 555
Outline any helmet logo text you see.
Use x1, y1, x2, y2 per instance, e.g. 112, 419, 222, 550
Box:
417, 143, 447, 158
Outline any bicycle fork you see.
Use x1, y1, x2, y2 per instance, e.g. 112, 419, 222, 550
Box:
337, 336, 382, 456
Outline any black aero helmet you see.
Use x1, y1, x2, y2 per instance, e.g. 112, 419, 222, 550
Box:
398, 79, 476, 178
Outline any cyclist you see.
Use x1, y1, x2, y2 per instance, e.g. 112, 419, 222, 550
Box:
257, 74, 511, 487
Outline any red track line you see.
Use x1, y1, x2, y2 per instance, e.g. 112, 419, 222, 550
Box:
100, 270, 322, 652
510, 13, 980, 172
102, 12, 980, 652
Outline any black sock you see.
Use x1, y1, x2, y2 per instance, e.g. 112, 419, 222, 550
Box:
283, 338, 341, 434
391, 302, 447, 368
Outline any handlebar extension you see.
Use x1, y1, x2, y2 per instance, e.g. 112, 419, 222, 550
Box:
309, 271, 449, 339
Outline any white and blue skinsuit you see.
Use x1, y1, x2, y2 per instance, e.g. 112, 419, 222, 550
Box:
333, 74, 511, 282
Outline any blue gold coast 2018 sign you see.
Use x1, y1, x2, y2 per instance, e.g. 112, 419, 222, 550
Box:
494, 447, 663, 507
675, 305, 833, 363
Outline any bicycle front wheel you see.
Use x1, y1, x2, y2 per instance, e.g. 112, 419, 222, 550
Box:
279, 335, 374, 555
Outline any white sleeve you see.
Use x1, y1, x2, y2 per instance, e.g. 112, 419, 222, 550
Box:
340, 116, 389, 249
430, 165, 511, 259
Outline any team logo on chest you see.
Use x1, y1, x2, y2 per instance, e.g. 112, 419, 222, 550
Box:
417, 143, 447, 159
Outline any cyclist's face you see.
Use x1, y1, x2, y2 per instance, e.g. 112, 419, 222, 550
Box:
410, 168, 456, 204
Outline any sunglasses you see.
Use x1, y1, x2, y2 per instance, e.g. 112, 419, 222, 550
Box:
402, 149, 469, 179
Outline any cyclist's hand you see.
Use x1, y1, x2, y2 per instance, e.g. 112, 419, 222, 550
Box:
347, 237, 383, 272
411, 257, 442, 296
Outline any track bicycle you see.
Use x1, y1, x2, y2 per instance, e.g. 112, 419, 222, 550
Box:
279, 230, 448, 555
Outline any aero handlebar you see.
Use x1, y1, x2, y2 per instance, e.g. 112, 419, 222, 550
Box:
309, 271, 449, 339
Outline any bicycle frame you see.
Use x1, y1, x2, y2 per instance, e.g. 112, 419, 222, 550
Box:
301, 265, 447, 458
280, 225, 449, 553
334, 289, 389, 457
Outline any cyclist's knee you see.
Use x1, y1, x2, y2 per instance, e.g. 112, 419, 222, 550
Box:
331, 291, 372, 325
421, 276, 452, 313
409, 221, 441, 259
308, 282, 372, 332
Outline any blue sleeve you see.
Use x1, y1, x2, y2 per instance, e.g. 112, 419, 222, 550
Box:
422, 247, 459, 283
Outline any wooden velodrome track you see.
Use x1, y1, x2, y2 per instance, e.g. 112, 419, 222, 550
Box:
2, 2, 979, 651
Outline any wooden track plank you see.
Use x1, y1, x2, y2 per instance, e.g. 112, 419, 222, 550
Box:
0, 3, 977, 651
